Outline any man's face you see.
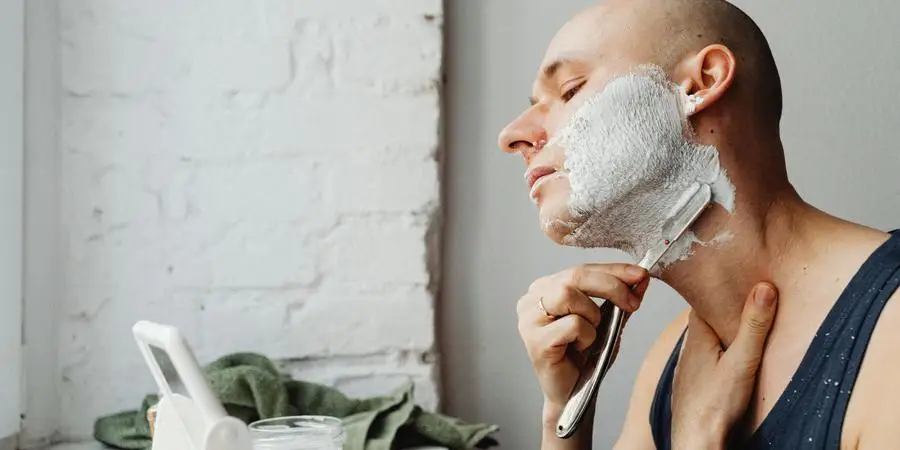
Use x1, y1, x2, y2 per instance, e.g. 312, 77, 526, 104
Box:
498, 3, 660, 244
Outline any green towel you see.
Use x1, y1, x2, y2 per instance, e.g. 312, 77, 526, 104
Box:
94, 353, 499, 450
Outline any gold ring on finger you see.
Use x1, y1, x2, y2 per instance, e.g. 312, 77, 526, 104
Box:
538, 296, 554, 319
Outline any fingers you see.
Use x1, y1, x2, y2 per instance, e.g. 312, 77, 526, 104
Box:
684, 310, 723, 355
518, 263, 647, 328
633, 275, 651, 298
551, 263, 648, 312
519, 314, 597, 366
540, 315, 598, 354
534, 282, 603, 326
516, 263, 649, 367
723, 282, 778, 374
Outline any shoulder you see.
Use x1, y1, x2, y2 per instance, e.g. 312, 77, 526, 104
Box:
845, 289, 900, 447
614, 308, 690, 449
858, 288, 900, 383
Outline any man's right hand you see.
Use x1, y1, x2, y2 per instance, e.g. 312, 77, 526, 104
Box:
517, 263, 650, 429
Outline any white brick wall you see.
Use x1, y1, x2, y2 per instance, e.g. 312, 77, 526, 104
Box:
56, 0, 443, 441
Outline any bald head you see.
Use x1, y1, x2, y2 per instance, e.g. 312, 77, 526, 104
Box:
646, 0, 783, 125
542, 0, 782, 127
501, 0, 792, 247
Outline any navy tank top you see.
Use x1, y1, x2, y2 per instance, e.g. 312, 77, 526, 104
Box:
649, 231, 900, 449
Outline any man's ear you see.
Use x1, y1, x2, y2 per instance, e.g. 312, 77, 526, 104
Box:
674, 44, 737, 115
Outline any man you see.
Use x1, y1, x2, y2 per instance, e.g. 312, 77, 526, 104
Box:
499, 0, 900, 449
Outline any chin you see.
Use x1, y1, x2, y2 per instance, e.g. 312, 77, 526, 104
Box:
538, 209, 580, 245
542, 227, 569, 245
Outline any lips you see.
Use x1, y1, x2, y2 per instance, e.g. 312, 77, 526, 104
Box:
525, 166, 558, 190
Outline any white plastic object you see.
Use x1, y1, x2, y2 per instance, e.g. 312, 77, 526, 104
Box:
133, 321, 253, 450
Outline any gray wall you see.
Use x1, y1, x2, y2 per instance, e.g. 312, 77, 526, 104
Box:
0, 0, 23, 441
441, 1, 900, 448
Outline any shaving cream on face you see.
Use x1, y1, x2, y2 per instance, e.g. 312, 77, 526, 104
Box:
549, 65, 735, 262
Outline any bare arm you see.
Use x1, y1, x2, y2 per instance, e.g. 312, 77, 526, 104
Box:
856, 414, 900, 450
851, 291, 900, 449
537, 308, 690, 450
531, 283, 775, 450
514, 263, 651, 450
541, 402, 596, 450
614, 309, 691, 450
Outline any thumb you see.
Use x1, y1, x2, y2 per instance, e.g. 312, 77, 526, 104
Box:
684, 309, 721, 353
674, 311, 720, 386
724, 282, 778, 374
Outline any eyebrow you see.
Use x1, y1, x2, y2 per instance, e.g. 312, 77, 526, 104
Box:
529, 58, 575, 106
543, 59, 566, 79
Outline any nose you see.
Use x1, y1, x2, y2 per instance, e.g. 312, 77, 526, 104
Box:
498, 108, 548, 162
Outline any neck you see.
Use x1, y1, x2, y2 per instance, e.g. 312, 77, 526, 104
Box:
656, 176, 890, 346
658, 183, 811, 345
649, 121, 869, 346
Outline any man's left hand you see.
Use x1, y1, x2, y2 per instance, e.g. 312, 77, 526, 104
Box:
671, 282, 778, 450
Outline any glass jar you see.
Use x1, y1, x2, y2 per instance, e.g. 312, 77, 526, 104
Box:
249, 416, 346, 450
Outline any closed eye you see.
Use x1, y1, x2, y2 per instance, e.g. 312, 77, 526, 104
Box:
561, 81, 586, 103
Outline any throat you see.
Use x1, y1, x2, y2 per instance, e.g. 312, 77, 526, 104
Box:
666, 208, 892, 437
